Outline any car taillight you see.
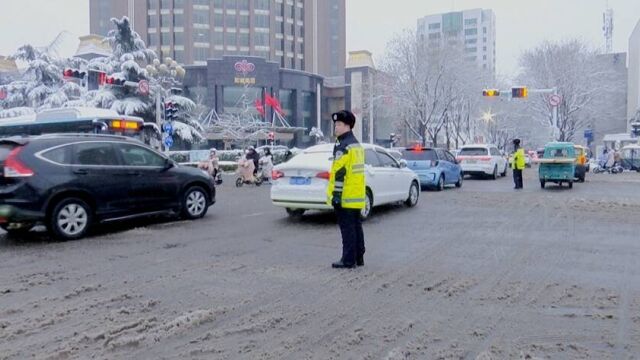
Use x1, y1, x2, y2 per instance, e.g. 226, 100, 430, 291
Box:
479, 157, 492, 161
316, 171, 330, 180
272, 170, 284, 180
4, 147, 34, 177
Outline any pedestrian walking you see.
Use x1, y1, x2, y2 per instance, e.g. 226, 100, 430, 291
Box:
247, 146, 260, 176
511, 138, 525, 189
327, 110, 366, 269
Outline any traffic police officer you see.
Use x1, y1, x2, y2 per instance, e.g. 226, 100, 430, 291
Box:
511, 138, 525, 189
327, 110, 366, 269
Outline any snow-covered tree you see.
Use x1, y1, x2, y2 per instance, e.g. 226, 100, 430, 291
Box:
517, 39, 618, 142
379, 30, 490, 147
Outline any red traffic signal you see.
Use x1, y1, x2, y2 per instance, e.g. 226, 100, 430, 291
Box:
105, 76, 126, 86
164, 101, 178, 120
63, 68, 86, 79
512, 86, 528, 98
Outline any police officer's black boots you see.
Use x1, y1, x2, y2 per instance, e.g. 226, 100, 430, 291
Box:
356, 256, 364, 267
332, 259, 356, 269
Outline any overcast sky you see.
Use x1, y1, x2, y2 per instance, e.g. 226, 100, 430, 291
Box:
0, 0, 639, 78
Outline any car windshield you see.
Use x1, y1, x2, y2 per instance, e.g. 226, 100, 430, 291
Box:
459, 148, 488, 156
402, 149, 437, 161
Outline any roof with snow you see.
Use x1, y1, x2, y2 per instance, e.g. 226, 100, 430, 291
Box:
74, 34, 112, 60
0, 56, 18, 73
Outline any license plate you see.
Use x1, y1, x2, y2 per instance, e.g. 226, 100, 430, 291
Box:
290, 177, 310, 185
466, 160, 477, 164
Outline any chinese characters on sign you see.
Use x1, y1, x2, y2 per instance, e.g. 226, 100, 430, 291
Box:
234, 77, 256, 85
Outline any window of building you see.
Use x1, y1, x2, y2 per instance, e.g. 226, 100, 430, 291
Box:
483, 46, 487, 51
161, 0, 170, 9
483, 55, 487, 60
193, 28, 210, 43
193, 0, 209, 4
238, 33, 249, 46
465, 38, 476, 44
148, 34, 158, 46
464, 18, 477, 26
213, 31, 224, 44
194, 47, 209, 62
428, 33, 441, 40
225, 0, 236, 9
225, 13, 237, 27
174, 0, 184, 8
238, 0, 249, 10
162, 32, 171, 45
483, 27, 487, 34
255, 14, 269, 28
255, 0, 270, 9
464, 28, 477, 36
225, 31, 237, 46
161, 14, 171, 27
239, 14, 249, 28
278, 89, 295, 117
465, 47, 476, 53
174, 49, 185, 63
148, 0, 158, 8
193, 10, 209, 24
160, 49, 172, 60
214, 13, 224, 26
301, 91, 316, 130
174, 32, 184, 45
428, 22, 440, 30
213, 0, 223, 8
148, 14, 158, 29
254, 32, 270, 46
224, 86, 262, 115
174, 12, 184, 26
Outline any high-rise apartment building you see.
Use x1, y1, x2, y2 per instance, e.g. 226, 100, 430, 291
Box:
628, 19, 640, 125
417, 9, 496, 75
89, 0, 345, 77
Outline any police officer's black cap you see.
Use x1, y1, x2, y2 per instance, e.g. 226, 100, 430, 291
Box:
513, 138, 521, 145
332, 110, 356, 129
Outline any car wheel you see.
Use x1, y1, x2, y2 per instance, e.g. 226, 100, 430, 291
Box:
48, 198, 92, 241
405, 181, 419, 207
436, 175, 444, 191
360, 190, 373, 220
455, 172, 463, 188
491, 166, 498, 180
540, 180, 545, 189
235, 177, 243, 187
182, 186, 209, 219
0, 225, 33, 238
255, 177, 262, 186
285, 208, 305, 218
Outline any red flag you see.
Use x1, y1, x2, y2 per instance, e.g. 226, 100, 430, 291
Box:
266, 94, 283, 115
254, 99, 265, 117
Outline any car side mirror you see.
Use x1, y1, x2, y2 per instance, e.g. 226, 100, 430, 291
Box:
399, 159, 407, 168
434, 160, 440, 167
163, 158, 174, 170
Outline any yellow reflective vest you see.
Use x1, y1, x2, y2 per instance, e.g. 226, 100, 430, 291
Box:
511, 148, 526, 170
326, 131, 366, 209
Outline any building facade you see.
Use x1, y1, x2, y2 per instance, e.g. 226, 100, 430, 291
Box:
182, 55, 322, 147
628, 19, 640, 126
89, 0, 345, 77
417, 8, 496, 76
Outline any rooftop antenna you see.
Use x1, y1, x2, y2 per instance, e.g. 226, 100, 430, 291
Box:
603, 0, 614, 53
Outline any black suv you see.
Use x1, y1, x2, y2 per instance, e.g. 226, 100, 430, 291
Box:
0, 134, 215, 240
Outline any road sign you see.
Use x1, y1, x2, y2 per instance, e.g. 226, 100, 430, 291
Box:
138, 80, 150, 96
549, 94, 562, 107
162, 121, 173, 135
584, 129, 593, 140
164, 135, 174, 148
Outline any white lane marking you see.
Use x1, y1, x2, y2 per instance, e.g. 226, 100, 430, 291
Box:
242, 212, 265, 218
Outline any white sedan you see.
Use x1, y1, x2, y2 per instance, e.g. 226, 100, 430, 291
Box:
270, 143, 420, 219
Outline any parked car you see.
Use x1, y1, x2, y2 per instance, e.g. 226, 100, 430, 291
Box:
456, 144, 508, 179
270, 143, 420, 220
0, 134, 216, 240
401, 146, 463, 191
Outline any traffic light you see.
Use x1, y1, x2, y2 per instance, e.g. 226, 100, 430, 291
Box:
105, 76, 126, 86
87, 70, 107, 90
164, 101, 178, 121
631, 122, 640, 137
482, 89, 500, 97
63, 68, 86, 80
511, 86, 528, 98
